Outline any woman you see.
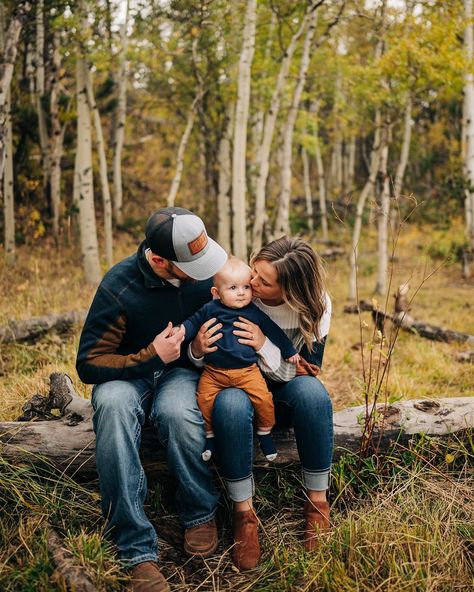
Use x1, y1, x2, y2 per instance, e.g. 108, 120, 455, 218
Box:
190, 236, 333, 570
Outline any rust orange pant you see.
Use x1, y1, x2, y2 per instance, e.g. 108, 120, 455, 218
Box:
197, 363, 275, 434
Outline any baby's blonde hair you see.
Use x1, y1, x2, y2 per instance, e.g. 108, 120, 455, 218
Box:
213, 256, 251, 288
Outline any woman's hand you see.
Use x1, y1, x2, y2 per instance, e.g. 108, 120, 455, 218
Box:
233, 316, 266, 351
190, 318, 223, 358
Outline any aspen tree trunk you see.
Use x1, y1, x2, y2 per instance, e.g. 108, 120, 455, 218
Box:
252, 5, 316, 250
85, 68, 113, 268
391, 94, 413, 229
312, 102, 328, 241
274, 10, 317, 238
35, 0, 50, 195
348, 3, 385, 301
167, 97, 198, 208
3, 85, 13, 265
49, 33, 63, 238
302, 147, 314, 232
0, 3, 14, 265
217, 103, 233, 253
249, 11, 276, 199
73, 55, 101, 285
112, 0, 129, 225
464, 0, 474, 252
346, 134, 356, 192
0, 1, 32, 181
348, 111, 383, 300
232, 0, 257, 260
375, 124, 391, 295
331, 70, 343, 197
25, 39, 35, 105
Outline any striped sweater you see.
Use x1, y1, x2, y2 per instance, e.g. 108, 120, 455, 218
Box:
254, 294, 331, 382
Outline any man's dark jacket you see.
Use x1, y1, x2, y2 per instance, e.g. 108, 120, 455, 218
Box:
76, 241, 212, 384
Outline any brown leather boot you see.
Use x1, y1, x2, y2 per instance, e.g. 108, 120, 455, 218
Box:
233, 508, 261, 570
131, 561, 170, 592
303, 500, 330, 552
183, 519, 218, 557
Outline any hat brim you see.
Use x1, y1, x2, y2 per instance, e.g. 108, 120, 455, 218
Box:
173, 238, 228, 280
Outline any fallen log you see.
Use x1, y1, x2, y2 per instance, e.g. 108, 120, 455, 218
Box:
1, 374, 473, 478
456, 351, 474, 363
47, 526, 98, 592
344, 300, 474, 346
0, 311, 87, 344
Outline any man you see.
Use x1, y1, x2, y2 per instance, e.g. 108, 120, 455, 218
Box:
76, 207, 227, 592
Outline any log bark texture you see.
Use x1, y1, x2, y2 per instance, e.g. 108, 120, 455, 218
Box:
1, 374, 473, 478
0, 311, 87, 344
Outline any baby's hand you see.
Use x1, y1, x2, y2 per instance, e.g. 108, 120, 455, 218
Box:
286, 353, 300, 365
170, 324, 184, 337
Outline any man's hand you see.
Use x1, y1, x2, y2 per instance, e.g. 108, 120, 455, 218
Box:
152, 322, 185, 364
190, 318, 223, 358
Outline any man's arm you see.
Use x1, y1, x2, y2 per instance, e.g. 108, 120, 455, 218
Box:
76, 285, 180, 384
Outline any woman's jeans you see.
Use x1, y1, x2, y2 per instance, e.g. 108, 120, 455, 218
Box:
91, 367, 219, 566
212, 376, 333, 502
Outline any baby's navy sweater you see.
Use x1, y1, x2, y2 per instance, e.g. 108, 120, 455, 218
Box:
183, 300, 297, 369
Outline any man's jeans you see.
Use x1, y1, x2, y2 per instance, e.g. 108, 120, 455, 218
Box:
91, 367, 219, 566
212, 375, 333, 502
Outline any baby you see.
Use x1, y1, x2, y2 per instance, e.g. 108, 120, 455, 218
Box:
182, 257, 298, 461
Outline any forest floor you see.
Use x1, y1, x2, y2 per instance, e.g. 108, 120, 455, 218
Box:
0, 219, 473, 590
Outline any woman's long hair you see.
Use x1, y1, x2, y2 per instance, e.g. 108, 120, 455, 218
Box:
252, 236, 327, 350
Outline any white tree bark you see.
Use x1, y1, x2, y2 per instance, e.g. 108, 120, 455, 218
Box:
348, 110, 383, 300
375, 124, 391, 295
217, 102, 234, 253
346, 133, 356, 192
274, 9, 317, 238
35, 0, 50, 193
330, 70, 343, 197
249, 11, 276, 199
393, 95, 412, 201
3, 85, 14, 265
312, 102, 328, 241
464, 0, 474, 251
391, 94, 413, 231
302, 146, 314, 232
167, 97, 198, 208
73, 55, 101, 285
0, 3, 14, 265
231, 0, 257, 260
25, 39, 35, 105
49, 33, 64, 238
252, 6, 315, 251
112, 0, 129, 225
0, 1, 32, 181
85, 67, 113, 268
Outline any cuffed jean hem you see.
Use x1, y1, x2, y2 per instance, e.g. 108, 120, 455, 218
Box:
224, 475, 254, 502
182, 508, 217, 530
120, 552, 158, 568
303, 468, 330, 491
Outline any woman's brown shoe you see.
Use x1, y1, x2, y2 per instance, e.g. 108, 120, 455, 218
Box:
303, 500, 330, 552
233, 508, 261, 570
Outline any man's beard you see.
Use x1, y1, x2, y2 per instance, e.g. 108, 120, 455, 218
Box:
166, 260, 192, 282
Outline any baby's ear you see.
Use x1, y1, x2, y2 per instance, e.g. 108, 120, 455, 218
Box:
210, 286, 219, 300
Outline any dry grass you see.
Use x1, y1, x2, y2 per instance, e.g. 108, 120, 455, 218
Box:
0, 219, 473, 590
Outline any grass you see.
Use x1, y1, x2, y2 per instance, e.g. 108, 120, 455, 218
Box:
0, 218, 473, 589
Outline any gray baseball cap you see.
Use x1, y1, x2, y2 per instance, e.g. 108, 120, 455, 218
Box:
145, 207, 228, 280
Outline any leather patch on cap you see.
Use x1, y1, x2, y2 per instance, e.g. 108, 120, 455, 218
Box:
188, 231, 208, 255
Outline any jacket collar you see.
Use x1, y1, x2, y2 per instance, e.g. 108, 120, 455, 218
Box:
136, 240, 168, 288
